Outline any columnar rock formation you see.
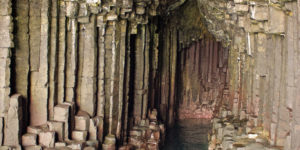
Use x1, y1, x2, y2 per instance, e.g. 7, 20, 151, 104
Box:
0, 0, 300, 149
1, 0, 163, 149
195, 0, 300, 149
176, 40, 228, 120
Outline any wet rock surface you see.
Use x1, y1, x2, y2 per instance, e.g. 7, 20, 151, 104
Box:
208, 109, 282, 150
163, 119, 210, 150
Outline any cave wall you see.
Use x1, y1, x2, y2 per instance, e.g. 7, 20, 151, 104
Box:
196, 0, 300, 149
1, 0, 300, 149
0, 0, 165, 149
156, 0, 229, 127
0, 0, 14, 147
157, 0, 300, 149
176, 40, 228, 120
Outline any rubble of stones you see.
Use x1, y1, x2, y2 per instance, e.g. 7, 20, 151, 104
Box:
20, 103, 101, 150
119, 109, 165, 150
208, 108, 282, 150
19, 108, 163, 150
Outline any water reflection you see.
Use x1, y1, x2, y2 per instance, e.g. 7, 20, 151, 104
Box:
163, 119, 211, 150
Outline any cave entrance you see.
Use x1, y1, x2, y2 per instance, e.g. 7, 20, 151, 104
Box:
161, 38, 229, 149
175, 39, 228, 120
156, 0, 229, 149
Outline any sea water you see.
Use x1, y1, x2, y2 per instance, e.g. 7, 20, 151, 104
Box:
163, 119, 211, 150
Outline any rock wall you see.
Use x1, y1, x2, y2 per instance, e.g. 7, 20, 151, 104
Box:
156, 0, 300, 149
156, 0, 229, 127
0, 0, 166, 149
176, 40, 228, 120
0, 0, 25, 149
1, 0, 300, 149
195, 0, 300, 149
0, 0, 13, 122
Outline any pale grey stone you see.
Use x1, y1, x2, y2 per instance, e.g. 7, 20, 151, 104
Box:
0, 58, 11, 88
38, 131, 55, 148
88, 118, 98, 140
27, 125, 48, 134
78, 3, 89, 17
22, 133, 37, 146
0, 29, 13, 48
234, 4, 248, 12
0, 0, 12, 15
250, 5, 268, 21
67, 141, 85, 149
234, 0, 244, 3
55, 142, 67, 148
54, 104, 70, 122
47, 121, 65, 142
0, 16, 12, 28
0, 48, 10, 59
0, 118, 3, 146
84, 147, 95, 150
86, 0, 100, 4
0, 146, 12, 150
65, 1, 78, 18
23, 146, 42, 150
78, 16, 90, 23
4, 94, 23, 147
268, 6, 285, 34
106, 12, 118, 21
71, 131, 87, 141
74, 115, 89, 131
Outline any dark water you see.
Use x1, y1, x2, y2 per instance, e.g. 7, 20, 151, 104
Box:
163, 119, 211, 150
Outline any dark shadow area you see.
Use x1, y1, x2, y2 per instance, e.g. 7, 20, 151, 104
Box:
163, 119, 211, 150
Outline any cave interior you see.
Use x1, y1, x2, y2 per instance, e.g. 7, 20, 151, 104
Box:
0, 0, 299, 149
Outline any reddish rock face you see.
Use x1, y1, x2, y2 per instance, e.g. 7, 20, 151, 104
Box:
178, 102, 214, 119
177, 40, 228, 120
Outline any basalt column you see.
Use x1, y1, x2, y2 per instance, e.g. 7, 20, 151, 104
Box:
5, 0, 300, 150
0, 0, 165, 147
196, 0, 300, 149
29, 0, 50, 126
0, 0, 13, 119
176, 39, 228, 120
0, 0, 164, 149
156, 0, 229, 127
